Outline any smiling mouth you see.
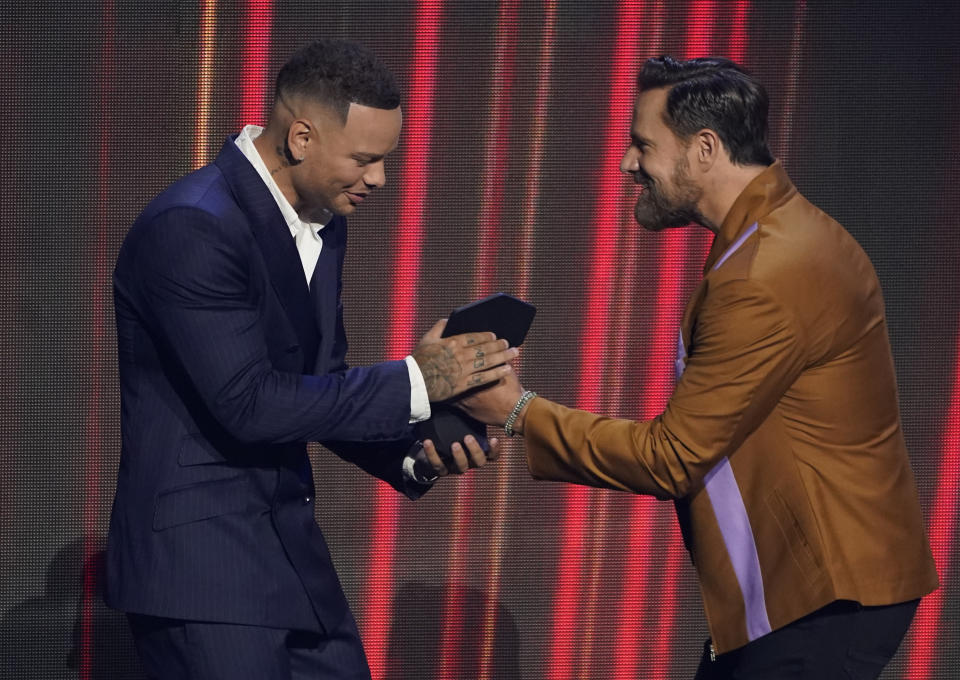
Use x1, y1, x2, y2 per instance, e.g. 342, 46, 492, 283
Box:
346, 191, 368, 204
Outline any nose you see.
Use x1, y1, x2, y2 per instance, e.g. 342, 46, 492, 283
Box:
363, 160, 387, 189
620, 147, 639, 175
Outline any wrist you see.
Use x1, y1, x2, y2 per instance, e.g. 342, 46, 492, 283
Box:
504, 390, 536, 437
512, 399, 532, 435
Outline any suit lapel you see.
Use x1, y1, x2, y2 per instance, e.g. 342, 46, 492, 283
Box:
679, 277, 709, 373
311, 216, 344, 375
214, 138, 320, 366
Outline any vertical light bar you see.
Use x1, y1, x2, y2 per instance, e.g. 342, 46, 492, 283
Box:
578, 186, 644, 678
80, 2, 116, 677
546, 3, 644, 678
475, 4, 557, 678
364, 3, 444, 677
776, 0, 806, 163
726, 0, 750, 64
905, 336, 960, 678
470, 0, 519, 298
609, 2, 719, 676
648, 7, 719, 678
194, 0, 217, 169
237, 0, 272, 128
436, 2, 519, 676
605, 1, 673, 676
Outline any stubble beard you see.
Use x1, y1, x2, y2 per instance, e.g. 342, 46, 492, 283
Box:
633, 156, 705, 232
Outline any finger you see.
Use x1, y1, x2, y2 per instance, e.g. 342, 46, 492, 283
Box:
422, 439, 448, 476
423, 318, 447, 342
487, 437, 501, 460
449, 442, 470, 474
461, 363, 514, 391
449, 331, 496, 348
463, 435, 488, 468
461, 343, 518, 373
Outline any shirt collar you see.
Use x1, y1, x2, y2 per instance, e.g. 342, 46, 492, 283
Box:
234, 125, 331, 239
703, 160, 797, 274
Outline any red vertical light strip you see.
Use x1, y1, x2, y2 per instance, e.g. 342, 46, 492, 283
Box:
80, 2, 115, 677
905, 331, 960, 679
605, 2, 671, 674
436, 3, 518, 677
645, 7, 721, 679
726, 0, 750, 64
609, 2, 722, 676
194, 0, 217, 169
904, 107, 960, 672
685, 0, 716, 57
364, 3, 443, 677
681, 0, 718, 276
237, 0, 272, 128
546, 3, 644, 678
578, 188, 643, 678
476, 4, 557, 678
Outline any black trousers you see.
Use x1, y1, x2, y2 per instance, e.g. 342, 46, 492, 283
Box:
127, 612, 371, 680
694, 599, 920, 680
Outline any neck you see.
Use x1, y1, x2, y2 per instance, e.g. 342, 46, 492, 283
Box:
697, 163, 768, 232
252, 127, 302, 212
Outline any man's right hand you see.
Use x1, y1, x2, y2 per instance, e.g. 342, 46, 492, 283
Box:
411, 319, 519, 402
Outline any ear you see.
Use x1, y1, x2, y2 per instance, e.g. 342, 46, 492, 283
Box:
693, 128, 721, 171
286, 119, 312, 162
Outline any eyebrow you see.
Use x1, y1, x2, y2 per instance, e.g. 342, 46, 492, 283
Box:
351, 152, 384, 162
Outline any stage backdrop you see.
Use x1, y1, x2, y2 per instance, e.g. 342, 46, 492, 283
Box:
2, 1, 958, 678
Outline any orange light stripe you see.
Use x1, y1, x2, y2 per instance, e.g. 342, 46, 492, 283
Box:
475, 3, 558, 678
194, 0, 217, 169
436, 1, 520, 677
776, 0, 806, 163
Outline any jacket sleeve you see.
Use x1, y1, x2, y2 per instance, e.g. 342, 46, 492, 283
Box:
523, 279, 808, 499
125, 206, 412, 444
323, 436, 434, 500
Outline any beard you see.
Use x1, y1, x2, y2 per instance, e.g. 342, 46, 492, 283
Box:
632, 156, 705, 231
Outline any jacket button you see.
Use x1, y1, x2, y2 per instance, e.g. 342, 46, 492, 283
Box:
303, 496, 312, 505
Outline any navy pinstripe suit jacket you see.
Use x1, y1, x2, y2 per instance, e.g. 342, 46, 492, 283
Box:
105, 138, 419, 634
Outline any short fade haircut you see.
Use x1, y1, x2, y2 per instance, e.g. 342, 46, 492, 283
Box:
275, 39, 401, 124
638, 56, 775, 167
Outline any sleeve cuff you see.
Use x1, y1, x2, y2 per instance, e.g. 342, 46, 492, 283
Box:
405, 355, 431, 424
402, 447, 438, 485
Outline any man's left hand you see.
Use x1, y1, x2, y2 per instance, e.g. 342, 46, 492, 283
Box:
417, 434, 501, 477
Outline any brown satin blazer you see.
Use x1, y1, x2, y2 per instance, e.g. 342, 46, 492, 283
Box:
523, 162, 937, 653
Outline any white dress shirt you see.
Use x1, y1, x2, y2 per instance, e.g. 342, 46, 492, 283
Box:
234, 126, 433, 482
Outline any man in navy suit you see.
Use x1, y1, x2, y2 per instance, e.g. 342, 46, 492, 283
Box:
106, 39, 516, 679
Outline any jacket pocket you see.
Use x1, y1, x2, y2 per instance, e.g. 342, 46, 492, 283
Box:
153, 476, 250, 530
766, 486, 823, 585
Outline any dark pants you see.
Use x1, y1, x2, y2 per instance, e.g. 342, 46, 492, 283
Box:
127, 612, 371, 680
694, 599, 919, 680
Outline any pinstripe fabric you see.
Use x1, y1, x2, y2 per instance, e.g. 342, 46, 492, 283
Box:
129, 611, 371, 679
106, 138, 424, 650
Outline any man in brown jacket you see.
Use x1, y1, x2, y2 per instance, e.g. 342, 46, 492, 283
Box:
458, 56, 938, 679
